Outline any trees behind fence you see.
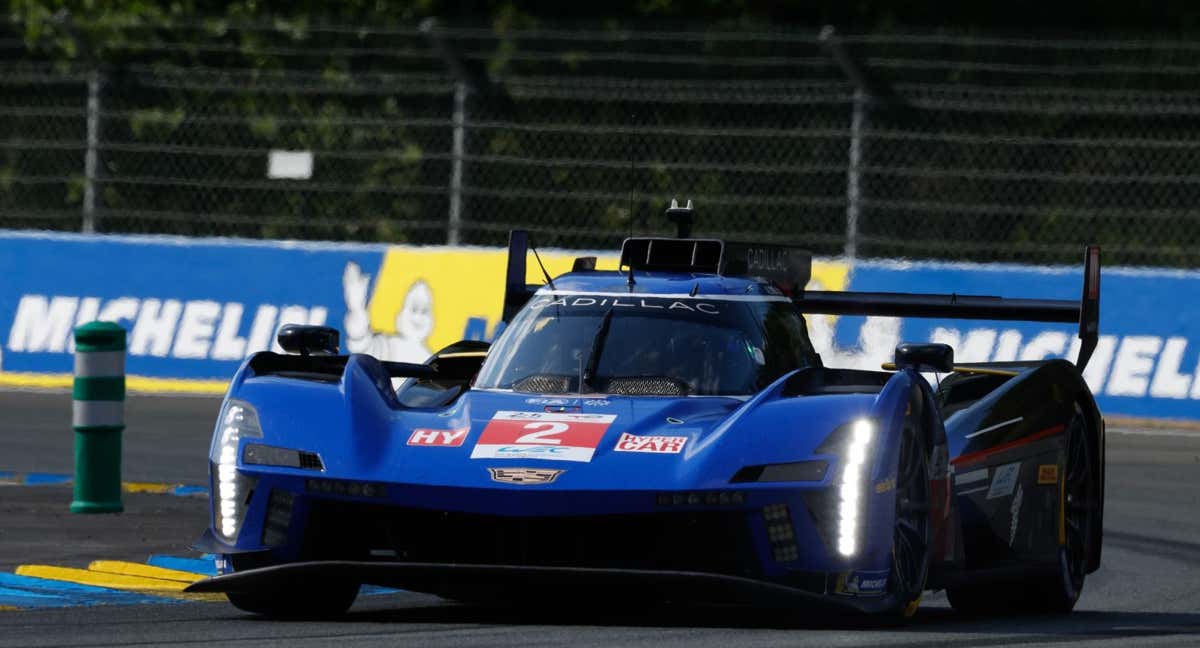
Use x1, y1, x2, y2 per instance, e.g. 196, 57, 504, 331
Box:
3, 18, 1200, 267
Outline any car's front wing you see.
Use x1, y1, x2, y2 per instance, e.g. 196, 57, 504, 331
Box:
184, 560, 900, 615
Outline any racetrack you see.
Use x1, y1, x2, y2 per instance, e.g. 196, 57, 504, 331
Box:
1, 390, 1199, 647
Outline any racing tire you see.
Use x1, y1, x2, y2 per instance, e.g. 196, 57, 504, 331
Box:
1021, 405, 1095, 613
885, 404, 932, 621
947, 406, 1095, 616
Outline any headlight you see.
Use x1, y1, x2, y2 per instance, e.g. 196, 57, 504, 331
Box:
837, 418, 874, 557
209, 399, 262, 542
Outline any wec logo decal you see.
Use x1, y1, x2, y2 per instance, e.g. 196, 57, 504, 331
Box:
495, 445, 571, 456
470, 411, 615, 463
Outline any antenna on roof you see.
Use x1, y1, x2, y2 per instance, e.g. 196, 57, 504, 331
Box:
628, 113, 637, 242
530, 239, 555, 290
665, 198, 694, 238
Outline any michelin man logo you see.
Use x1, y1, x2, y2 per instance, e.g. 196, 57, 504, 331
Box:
342, 262, 434, 362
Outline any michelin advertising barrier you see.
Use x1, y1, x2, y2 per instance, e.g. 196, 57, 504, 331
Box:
0, 231, 1197, 421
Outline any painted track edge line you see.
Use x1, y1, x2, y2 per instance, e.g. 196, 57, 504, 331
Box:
1107, 427, 1200, 439
1104, 415, 1200, 432
0, 372, 227, 395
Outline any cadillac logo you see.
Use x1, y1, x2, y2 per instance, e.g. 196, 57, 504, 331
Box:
488, 467, 564, 485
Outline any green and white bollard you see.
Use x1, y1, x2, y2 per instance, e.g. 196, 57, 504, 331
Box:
71, 321, 126, 514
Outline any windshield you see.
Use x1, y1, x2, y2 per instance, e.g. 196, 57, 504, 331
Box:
475, 294, 820, 396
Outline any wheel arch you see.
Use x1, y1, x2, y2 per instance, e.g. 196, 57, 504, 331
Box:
1070, 372, 1105, 573
1032, 360, 1105, 574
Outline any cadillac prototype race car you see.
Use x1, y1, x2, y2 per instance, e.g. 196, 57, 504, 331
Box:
188, 204, 1105, 621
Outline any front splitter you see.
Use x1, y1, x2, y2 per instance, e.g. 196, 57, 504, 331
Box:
185, 560, 896, 615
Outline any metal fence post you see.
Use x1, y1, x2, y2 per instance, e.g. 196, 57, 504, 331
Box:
53, 10, 102, 234
448, 80, 467, 245
845, 88, 864, 262
421, 18, 469, 245
82, 68, 102, 234
70, 321, 125, 514
820, 26, 902, 263
422, 18, 513, 246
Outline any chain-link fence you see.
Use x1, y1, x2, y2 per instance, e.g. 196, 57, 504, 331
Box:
3, 19, 1200, 266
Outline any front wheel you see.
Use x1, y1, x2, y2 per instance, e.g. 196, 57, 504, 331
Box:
887, 412, 932, 619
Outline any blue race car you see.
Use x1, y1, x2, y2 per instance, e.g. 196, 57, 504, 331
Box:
188, 204, 1105, 621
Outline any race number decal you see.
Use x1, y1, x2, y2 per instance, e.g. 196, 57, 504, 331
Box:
470, 411, 616, 463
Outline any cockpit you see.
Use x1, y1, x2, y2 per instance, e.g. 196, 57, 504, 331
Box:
473, 292, 820, 396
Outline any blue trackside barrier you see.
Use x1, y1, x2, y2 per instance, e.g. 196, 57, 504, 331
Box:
0, 231, 1195, 421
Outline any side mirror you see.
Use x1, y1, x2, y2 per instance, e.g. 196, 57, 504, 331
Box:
277, 324, 340, 356
895, 343, 953, 373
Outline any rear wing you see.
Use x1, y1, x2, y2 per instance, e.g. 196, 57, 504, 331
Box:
500, 226, 1100, 371
502, 230, 535, 323
796, 246, 1102, 370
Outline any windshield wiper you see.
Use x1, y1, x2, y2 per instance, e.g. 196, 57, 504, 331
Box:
581, 307, 615, 393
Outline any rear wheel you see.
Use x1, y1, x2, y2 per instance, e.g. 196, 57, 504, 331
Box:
1030, 406, 1095, 612
947, 407, 1095, 616
888, 412, 931, 619
225, 555, 360, 618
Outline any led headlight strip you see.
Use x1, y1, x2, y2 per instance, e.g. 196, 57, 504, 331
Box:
209, 399, 262, 541
837, 418, 874, 557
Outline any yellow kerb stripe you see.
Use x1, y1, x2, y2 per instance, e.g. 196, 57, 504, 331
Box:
122, 482, 175, 494
16, 564, 190, 591
0, 605, 18, 611
86, 561, 204, 584
14, 565, 223, 601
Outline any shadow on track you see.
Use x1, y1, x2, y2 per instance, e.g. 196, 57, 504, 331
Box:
1104, 530, 1200, 566
226, 594, 1200, 642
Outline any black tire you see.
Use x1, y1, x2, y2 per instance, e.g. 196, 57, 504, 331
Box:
225, 555, 360, 618
887, 407, 932, 620
1027, 406, 1095, 613
948, 406, 1096, 616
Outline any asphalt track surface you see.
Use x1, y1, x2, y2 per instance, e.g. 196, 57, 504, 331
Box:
2, 390, 1200, 647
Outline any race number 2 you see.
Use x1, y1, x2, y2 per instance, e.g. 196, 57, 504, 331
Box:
471, 411, 616, 463
515, 421, 570, 444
